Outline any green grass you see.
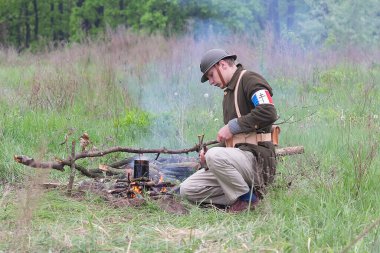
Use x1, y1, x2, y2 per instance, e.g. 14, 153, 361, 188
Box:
0, 33, 379, 252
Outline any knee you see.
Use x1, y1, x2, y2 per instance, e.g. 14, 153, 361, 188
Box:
179, 179, 191, 197
205, 147, 226, 169
205, 147, 222, 163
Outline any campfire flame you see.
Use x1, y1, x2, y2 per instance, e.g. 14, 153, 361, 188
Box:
131, 185, 142, 194
128, 182, 143, 198
111, 174, 175, 199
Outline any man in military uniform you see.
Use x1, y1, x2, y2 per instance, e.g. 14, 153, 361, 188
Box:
180, 49, 278, 213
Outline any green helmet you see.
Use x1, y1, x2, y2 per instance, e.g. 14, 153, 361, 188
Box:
200, 49, 237, 83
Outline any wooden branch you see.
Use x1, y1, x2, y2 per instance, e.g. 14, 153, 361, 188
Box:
74, 140, 219, 160
276, 146, 304, 156
13, 155, 66, 171
67, 140, 76, 195
14, 142, 304, 176
13, 155, 103, 178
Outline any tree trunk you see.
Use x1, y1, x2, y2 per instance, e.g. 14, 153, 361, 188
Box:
57, 1, 64, 40
119, 0, 125, 10
286, 0, 295, 31
32, 0, 38, 40
24, 2, 31, 48
50, 2, 56, 40
268, 0, 280, 42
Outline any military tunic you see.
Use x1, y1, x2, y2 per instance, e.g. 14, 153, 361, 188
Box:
223, 65, 277, 133
180, 65, 278, 205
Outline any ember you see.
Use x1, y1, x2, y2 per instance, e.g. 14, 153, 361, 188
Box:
107, 177, 177, 199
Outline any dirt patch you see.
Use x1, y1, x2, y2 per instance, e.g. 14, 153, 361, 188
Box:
154, 196, 189, 215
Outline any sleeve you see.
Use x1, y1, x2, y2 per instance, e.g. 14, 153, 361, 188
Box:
237, 73, 278, 133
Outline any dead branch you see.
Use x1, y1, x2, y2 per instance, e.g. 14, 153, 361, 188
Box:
67, 140, 77, 195
14, 155, 66, 171
14, 141, 304, 177
276, 146, 304, 156
73, 140, 219, 160
13, 155, 104, 178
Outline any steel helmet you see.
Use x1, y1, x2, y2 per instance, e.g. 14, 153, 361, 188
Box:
200, 49, 237, 83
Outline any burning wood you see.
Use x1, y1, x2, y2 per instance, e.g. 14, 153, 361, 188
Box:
78, 158, 180, 203
75, 174, 185, 214
106, 171, 177, 199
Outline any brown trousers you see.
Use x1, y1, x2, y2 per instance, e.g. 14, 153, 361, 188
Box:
180, 147, 258, 205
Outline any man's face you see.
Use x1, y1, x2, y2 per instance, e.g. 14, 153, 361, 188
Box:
206, 62, 227, 89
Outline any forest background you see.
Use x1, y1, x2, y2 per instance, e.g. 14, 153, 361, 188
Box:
1, 0, 379, 50
0, 0, 380, 252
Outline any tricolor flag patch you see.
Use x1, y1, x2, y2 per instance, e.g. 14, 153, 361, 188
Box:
251, 89, 273, 106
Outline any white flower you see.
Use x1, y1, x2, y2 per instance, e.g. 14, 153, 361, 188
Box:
374, 114, 378, 119
340, 109, 345, 121
174, 92, 178, 96
204, 93, 209, 98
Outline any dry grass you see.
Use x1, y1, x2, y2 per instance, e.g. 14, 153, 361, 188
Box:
8, 170, 49, 252
1, 30, 380, 252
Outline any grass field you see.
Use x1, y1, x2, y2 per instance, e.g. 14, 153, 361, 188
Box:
0, 31, 379, 252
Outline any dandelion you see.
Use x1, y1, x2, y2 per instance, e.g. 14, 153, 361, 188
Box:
340, 109, 345, 121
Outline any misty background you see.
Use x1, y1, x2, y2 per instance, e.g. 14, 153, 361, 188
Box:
0, 1, 379, 152
1, 0, 379, 51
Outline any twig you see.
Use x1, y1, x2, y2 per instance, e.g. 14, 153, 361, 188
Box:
341, 217, 380, 253
274, 96, 330, 127
67, 140, 76, 196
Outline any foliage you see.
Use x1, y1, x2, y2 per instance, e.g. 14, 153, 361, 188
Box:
0, 31, 380, 252
300, 0, 380, 47
114, 108, 153, 141
1, 0, 380, 50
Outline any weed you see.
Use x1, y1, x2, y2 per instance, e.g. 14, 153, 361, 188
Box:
0, 30, 379, 252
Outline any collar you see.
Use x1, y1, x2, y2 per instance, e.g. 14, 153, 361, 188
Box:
225, 64, 244, 91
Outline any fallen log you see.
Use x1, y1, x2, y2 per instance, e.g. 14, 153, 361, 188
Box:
276, 146, 304, 156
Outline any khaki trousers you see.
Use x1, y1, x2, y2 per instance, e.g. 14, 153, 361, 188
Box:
180, 147, 258, 205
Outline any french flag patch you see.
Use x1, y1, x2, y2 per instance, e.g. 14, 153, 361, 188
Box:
251, 89, 273, 106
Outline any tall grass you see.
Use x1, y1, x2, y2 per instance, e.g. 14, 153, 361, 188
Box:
0, 30, 379, 252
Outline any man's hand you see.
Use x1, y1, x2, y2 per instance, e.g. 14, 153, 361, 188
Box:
217, 125, 233, 143
199, 149, 207, 168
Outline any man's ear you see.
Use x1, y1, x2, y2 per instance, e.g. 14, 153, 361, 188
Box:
219, 60, 228, 69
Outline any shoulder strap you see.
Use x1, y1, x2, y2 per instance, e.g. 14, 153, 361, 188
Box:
234, 70, 247, 118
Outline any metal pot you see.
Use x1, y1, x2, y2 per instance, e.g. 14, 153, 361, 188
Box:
134, 159, 149, 178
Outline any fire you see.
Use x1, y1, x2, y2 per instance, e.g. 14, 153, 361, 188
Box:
160, 187, 167, 193
128, 182, 143, 198
131, 185, 142, 194
159, 175, 164, 183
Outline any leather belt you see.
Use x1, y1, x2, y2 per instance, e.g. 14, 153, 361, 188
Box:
225, 132, 272, 147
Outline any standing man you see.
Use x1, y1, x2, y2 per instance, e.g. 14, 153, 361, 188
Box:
180, 49, 278, 213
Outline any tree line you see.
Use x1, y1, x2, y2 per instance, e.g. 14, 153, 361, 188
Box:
0, 0, 379, 51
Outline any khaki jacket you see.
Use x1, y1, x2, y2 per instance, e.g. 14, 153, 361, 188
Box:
223, 65, 278, 190
223, 65, 277, 132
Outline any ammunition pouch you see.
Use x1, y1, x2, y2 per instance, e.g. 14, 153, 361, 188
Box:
225, 125, 280, 148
